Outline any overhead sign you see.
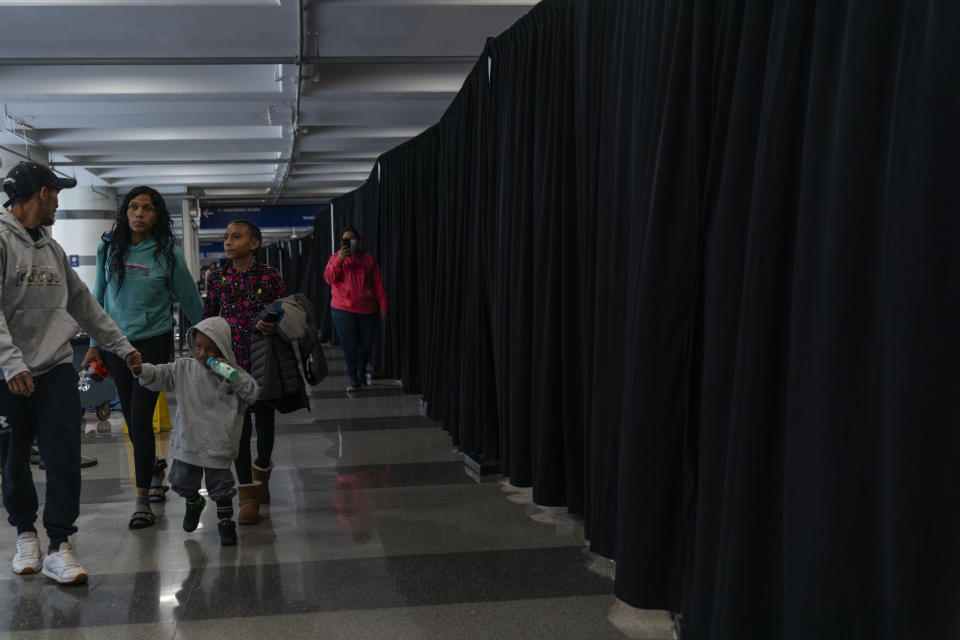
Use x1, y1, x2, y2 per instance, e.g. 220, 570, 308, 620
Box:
200, 204, 326, 230
199, 242, 227, 260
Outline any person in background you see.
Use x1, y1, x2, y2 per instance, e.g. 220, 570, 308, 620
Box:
0, 161, 142, 583
204, 220, 284, 525
199, 264, 212, 293
324, 227, 388, 393
80, 186, 203, 530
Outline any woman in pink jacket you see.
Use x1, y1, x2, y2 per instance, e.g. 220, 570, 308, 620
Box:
323, 227, 388, 393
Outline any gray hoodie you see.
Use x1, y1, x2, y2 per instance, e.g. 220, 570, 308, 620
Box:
138, 316, 259, 469
0, 211, 134, 381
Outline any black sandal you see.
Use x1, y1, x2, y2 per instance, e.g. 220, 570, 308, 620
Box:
129, 511, 156, 529
149, 457, 169, 503
149, 485, 168, 503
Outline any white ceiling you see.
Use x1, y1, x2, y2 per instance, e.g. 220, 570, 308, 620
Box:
0, 0, 534, 205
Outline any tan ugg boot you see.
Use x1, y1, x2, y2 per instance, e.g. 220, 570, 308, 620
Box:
251, 462, 273, 504
237, 483, 261, 525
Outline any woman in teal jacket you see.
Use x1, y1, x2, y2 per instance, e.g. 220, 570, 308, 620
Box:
80, 186, 203, 529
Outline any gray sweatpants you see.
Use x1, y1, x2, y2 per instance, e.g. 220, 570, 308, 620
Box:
168, 460, 237, 501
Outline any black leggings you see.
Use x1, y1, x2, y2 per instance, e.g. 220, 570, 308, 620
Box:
234, 404, 276, 484
102, 332, 172, 489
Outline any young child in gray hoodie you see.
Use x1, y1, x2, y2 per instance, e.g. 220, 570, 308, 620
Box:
131, 316, 259, 545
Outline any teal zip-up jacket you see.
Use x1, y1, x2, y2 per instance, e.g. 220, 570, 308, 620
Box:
91, 235, 203, 345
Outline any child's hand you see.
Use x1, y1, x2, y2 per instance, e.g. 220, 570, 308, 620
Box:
126, 350, 143, 375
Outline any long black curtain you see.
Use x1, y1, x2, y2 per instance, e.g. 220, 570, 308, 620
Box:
262, 203, 331, 338
286, 0, 960, 637
305, 203, 333, 341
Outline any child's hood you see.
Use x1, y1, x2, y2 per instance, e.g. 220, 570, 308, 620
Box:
187, 316, 236, 366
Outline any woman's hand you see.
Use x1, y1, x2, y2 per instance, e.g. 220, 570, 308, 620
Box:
256, 320, 277, 335
379, 309, 388, 322
337, 246, 351, 259
80, 346, 102, 370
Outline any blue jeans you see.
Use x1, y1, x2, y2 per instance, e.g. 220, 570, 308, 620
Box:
331, 308, 379, 386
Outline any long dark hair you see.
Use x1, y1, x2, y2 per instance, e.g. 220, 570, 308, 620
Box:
108, 186, 177, 289
227, 219, 265, 263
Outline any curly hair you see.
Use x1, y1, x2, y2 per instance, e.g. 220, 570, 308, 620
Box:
108, 186, 177, 289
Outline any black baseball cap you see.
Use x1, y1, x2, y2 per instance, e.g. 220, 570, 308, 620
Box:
2, 161, 77, 209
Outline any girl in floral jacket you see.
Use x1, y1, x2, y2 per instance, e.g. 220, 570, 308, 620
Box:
204, 220, 284, 525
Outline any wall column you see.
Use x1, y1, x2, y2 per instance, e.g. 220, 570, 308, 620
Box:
52, 186, 117, 291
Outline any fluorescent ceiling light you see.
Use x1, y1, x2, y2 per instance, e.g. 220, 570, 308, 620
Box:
0, 1, 279, 5
320, 0, 535, 4
204, 188, 271, 196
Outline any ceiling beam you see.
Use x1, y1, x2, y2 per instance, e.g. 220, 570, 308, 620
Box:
51, 159, 292, 167
272, 0, 305, 203
0, 58, 297, 66
305, 56, 478, 64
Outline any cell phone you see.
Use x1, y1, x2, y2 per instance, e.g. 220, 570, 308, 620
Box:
342, 237, 351, 248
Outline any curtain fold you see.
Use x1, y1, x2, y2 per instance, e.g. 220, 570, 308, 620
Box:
307, 204, 333, 341
289, 0, 960, 636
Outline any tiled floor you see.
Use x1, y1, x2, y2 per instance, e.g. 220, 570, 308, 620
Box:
0, 349, 674, 639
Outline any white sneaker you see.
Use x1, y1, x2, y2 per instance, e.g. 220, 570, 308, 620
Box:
41, 542, 87, 584
12, 531, 42, 574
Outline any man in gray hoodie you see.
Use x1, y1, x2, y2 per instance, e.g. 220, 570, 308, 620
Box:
0, 161, 142, 584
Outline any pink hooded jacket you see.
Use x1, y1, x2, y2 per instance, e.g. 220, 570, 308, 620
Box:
324, 251, 388, 315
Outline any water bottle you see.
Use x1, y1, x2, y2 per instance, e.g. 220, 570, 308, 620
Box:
77, 370, 91, 392
207, 357, 238, 381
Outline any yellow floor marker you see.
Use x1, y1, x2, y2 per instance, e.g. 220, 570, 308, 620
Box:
123, 393, 172, 434
153, 392, 172, 432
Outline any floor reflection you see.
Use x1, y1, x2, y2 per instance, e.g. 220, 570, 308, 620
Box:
173, 540, 207, 619
81, 413, 125, 435
334, 466, 392, 544
0, 346, 650, 637
4, 578, 90, 632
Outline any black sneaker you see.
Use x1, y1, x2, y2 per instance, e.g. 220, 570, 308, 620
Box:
183, 496, 206, 532
218, 519, 237, 546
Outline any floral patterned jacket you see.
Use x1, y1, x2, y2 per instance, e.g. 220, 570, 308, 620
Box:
204, 262, 285, 372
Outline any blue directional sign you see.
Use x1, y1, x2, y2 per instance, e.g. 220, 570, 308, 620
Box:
200, 204, 327, 230
198, 242, 227, 260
